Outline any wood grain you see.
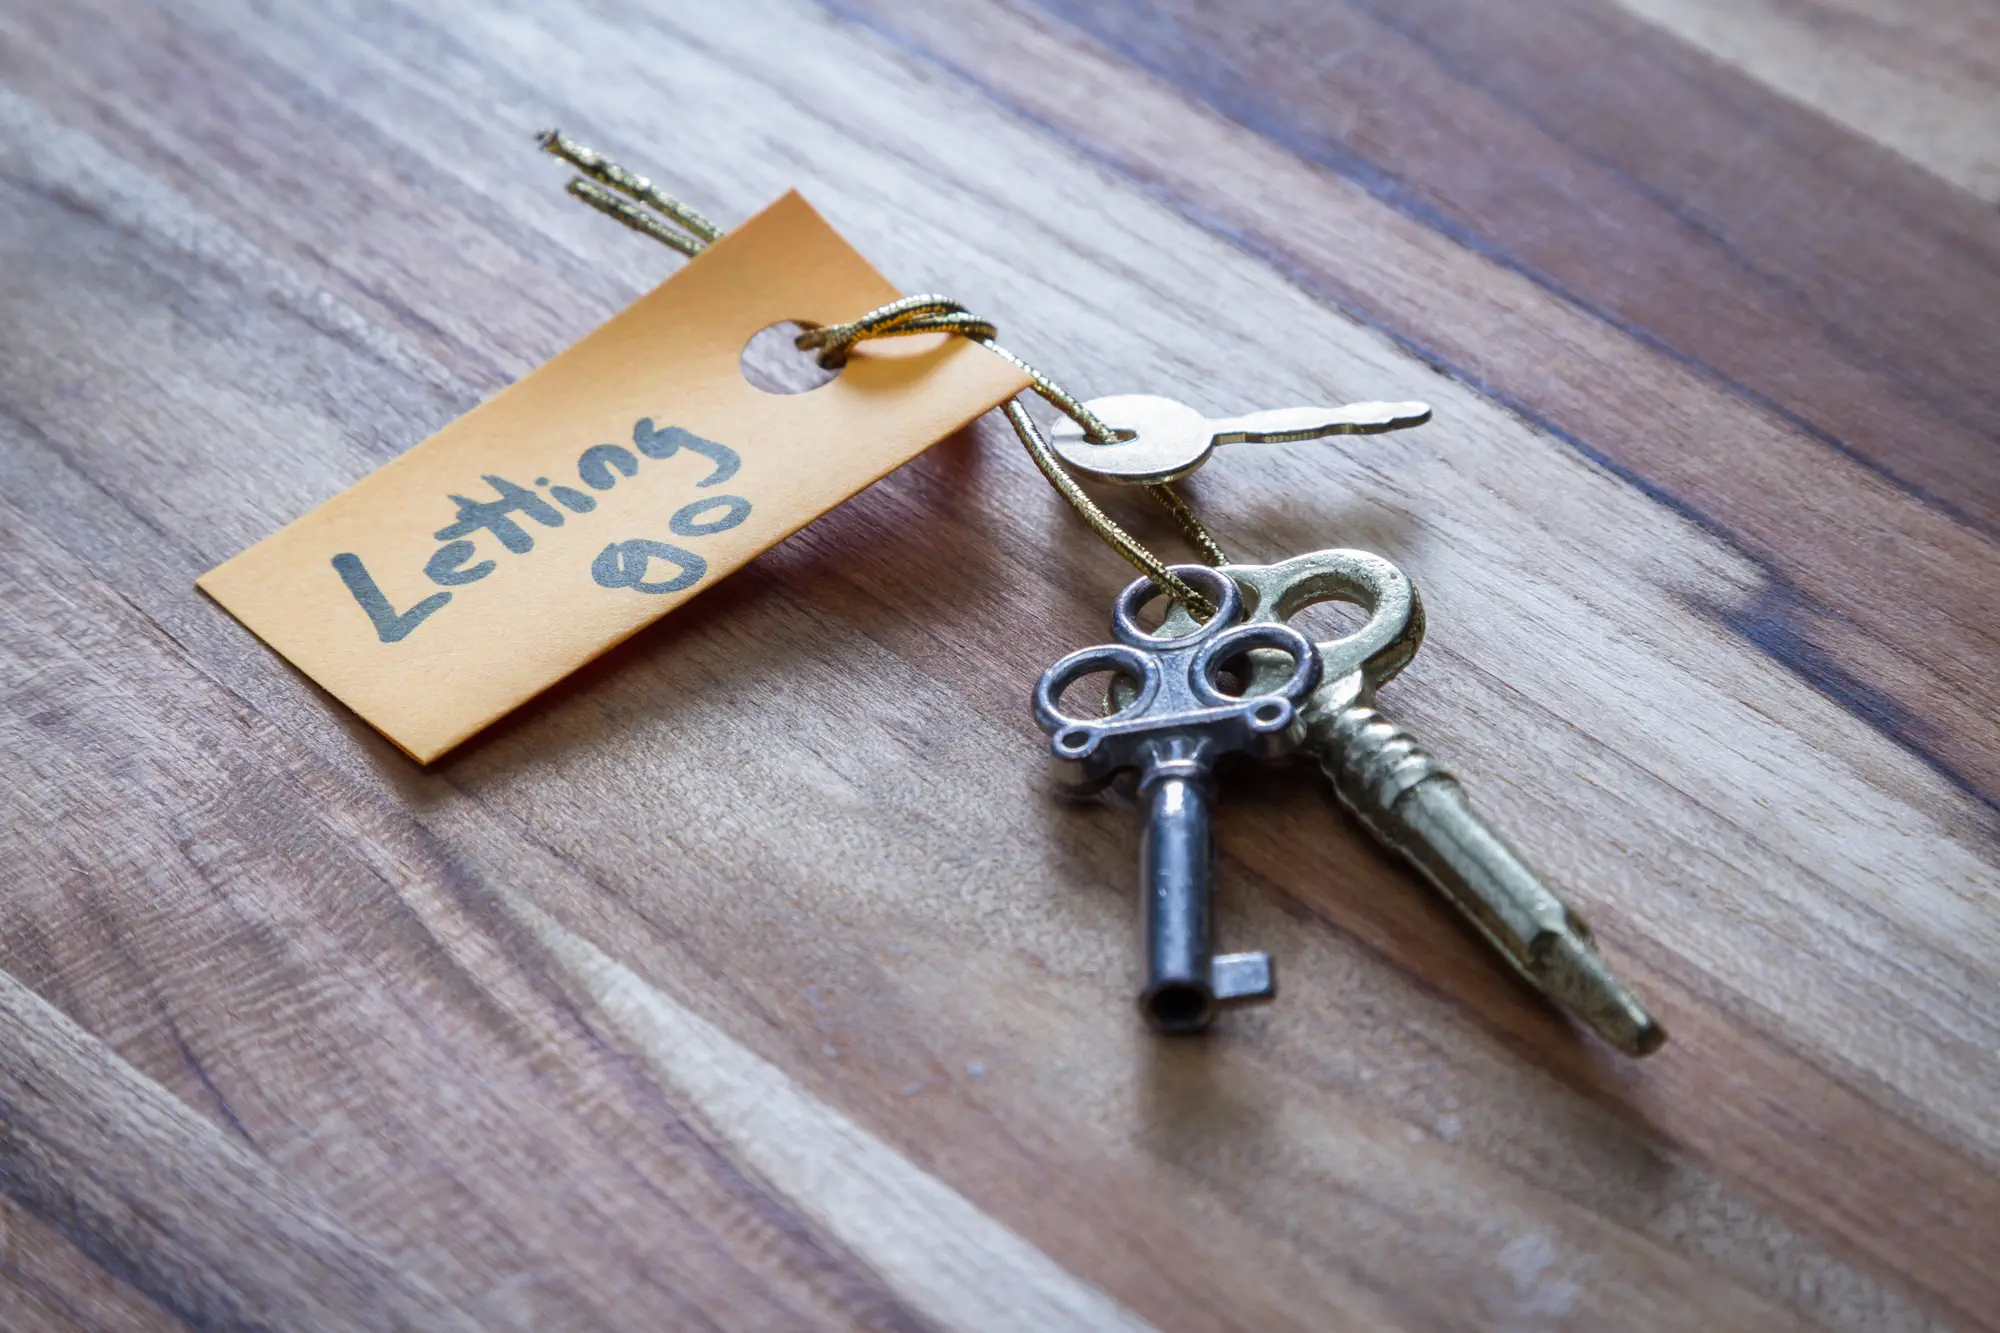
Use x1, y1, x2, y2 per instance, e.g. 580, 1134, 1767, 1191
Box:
0, 0, 1995, 1329
1610, 0, 2000, 202
0, 971, 481, 1333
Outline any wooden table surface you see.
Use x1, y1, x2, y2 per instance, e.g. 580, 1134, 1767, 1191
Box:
3, 1, 1996, 1329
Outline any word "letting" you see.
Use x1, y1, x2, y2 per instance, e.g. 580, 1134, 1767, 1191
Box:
333, 419, 755, 643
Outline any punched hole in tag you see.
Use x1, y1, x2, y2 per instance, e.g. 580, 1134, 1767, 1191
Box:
740, 320, 841, 395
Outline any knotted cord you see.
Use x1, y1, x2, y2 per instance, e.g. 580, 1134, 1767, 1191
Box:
540, 130, 1226, 614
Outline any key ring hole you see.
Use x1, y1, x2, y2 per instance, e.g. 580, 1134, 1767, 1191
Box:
741, 321, 841, 395
1124, 589, 1176, 637
1262, 564, 1401, 650
1251, 553, 1421, 687
1204, 653, 1253, 698
1188, 645, 1261, 699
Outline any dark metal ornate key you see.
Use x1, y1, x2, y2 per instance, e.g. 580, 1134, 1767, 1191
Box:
1035, 566, 1321, 1033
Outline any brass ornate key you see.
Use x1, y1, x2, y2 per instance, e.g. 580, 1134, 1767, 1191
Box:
1161, 549, 1666, 1056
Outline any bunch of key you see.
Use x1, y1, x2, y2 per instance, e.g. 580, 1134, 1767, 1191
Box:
1037, 395, 1665, 1056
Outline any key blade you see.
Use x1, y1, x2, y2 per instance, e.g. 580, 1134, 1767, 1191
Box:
1539, 932, 1666, 1057
1321, 706, 1667, 1057
1211, 952, 1276, 1004
1393, 776, 1666, 1056
1216, 401, 1432, 444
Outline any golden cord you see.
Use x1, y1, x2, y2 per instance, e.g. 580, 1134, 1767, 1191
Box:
539, 130, 1225, 616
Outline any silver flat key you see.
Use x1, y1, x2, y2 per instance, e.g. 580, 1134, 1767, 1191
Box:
1035, 566, 1322, 1033
1049, 393, 1432, 485
1161, 549, 1665, 1056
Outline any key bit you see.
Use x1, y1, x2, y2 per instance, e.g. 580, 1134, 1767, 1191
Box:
1161, 549, 1665, 1057
1035, 566, 1322, 1033
1050, 393, 1432, 485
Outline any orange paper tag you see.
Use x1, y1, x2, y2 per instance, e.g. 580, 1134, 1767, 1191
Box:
199, 192, 1030, 762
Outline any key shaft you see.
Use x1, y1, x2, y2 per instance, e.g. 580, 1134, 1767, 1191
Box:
1313, 703, 1663, 1056
1135, 759, 1276, 1032
1139, 765, 1219, 1032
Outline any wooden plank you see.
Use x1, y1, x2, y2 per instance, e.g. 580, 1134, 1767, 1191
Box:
0, 1198, 184, 1333
2, 450, 1895, 1333
0, 0, 1993, 1329
1610, 0, 2000, 201
0, 493, 1152, 1332
843, 0, 2000, 813
0, 971, 482, 1332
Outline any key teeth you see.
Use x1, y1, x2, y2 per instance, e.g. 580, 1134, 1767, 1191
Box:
1534, 932, 1668, 1057
1212, 952, 1277, 1004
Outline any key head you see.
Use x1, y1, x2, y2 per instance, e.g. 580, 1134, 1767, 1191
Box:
1048, 395, 1214, 485
1035, 566, 1322, 796
1158, 549, 1424, 718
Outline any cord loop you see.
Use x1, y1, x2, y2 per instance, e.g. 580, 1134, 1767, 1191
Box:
541, 130, 1227, 615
